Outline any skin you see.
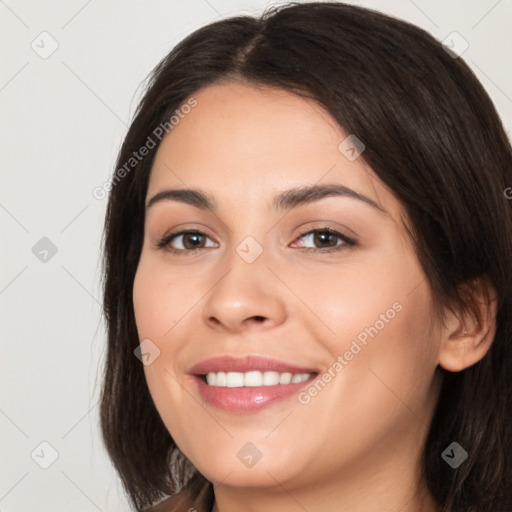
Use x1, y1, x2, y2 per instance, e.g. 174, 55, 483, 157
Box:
132, 81, 496, 512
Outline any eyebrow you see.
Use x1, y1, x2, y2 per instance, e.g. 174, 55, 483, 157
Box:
146, 183, 387, 215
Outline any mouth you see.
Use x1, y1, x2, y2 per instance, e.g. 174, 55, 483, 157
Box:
189, 356, 319, 413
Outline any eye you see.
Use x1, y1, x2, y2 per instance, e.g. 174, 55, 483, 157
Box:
291, 227, 356, 253
155, 226, 356, 255
156, 230, 217, 254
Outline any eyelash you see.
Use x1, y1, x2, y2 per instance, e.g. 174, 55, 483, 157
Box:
155, 226, 356, 256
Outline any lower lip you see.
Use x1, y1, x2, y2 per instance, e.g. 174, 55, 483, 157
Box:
193, 375, 316, 413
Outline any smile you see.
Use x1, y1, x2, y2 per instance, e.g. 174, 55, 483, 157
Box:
189, 355, 319, 412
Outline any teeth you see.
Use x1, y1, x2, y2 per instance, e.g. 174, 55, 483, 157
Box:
263, 371, 280, 385
216, 372, 227, 387
279, 372, 292, 384
245, 371, 263, 387
204, 370, 313, 387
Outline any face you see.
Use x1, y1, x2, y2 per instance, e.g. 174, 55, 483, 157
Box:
133, 82, 443, 493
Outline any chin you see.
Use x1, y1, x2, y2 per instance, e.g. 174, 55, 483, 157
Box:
181, 439, 304, 489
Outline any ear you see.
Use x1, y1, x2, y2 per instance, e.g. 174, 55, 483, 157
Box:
438, 276, 498, 372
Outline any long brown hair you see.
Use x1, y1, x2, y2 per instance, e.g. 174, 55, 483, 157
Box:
99, 3, 512, 511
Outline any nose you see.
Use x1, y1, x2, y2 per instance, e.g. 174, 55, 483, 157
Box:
201, 247, 288, 334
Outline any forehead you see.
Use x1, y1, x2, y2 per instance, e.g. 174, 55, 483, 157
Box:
156, 81, 342, 164
147, 81, 402, 223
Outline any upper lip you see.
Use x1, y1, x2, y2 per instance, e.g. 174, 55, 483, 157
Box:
189, 355, 319, 375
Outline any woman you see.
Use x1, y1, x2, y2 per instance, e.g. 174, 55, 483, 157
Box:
99, 2, 512, 511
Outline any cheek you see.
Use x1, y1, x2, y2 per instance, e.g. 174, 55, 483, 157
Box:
133, 263, 193, 440
132, 258, 202, 403
294, 247, 439, 396
320, 278, 439, 432
288, 248, 424, 344
133, 258, 197, 341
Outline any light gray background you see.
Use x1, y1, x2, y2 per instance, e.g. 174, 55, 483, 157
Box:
1, 1, 511, 511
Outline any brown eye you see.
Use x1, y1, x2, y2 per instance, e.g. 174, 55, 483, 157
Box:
156, 230, 217, 253
178, 232, 206, 250
293, 227, 355, 253
312, 231, 339, 248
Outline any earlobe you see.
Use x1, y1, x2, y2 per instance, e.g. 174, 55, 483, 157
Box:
438, 277, 498, 373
